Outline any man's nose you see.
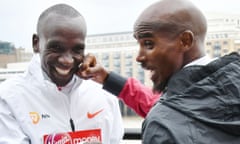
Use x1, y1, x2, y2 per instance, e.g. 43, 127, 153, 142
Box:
59, 53, 74, 65
136, 50, 145, 63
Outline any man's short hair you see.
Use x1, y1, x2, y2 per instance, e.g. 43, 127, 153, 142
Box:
37, 4, 83, 34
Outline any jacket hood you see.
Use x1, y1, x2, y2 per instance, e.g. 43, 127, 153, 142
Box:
162, 52, 240, 135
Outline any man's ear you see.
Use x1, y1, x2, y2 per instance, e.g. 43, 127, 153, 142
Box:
179, 30, 194, 52
32, 34, 40, 53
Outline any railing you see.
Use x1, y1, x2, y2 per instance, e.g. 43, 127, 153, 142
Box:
123, 128, 141, 140
122, 128, 141, 143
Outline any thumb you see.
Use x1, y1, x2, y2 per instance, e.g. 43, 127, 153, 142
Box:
79, 53, 97, 71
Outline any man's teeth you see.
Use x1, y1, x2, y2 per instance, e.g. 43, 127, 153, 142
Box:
150, 70, 154, 75
150, 70, 156, 77
55, 67, 70, 75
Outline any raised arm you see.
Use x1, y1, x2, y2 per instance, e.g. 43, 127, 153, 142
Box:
78, 54, 161, 117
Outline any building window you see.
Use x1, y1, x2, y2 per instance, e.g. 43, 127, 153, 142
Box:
237, 48, 240, 54
113, 53, 120, 59
113, 67, 121, 73
102, 53, 109, 60
102, 60, 109, 68
206, 42, 212, 45
223, 41, 228, 45
125, 60, 132, 66
224, 34, 228, 38
113, 60, 120, 67
223, 48, 228, 54
213, 44, 221, 57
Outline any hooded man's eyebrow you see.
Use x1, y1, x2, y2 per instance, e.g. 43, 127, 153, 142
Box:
134, 32, 154, 39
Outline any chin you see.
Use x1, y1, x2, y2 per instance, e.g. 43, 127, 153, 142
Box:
52, 75, 72, 86
153, 81, 167, 93
153, 85, 162, 93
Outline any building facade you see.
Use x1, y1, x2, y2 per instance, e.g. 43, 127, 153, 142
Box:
1, 12, 240, 116
0, 41, 33, 68
205, 13, 240, 57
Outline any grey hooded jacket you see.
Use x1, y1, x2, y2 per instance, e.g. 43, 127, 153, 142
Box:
142, 52, 240, 144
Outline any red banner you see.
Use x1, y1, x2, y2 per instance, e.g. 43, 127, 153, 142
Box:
43, 129, 102, 144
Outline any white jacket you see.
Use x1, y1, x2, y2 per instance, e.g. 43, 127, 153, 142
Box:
0, 54, 123, 144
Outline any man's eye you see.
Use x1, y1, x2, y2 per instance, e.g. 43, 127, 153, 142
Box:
73, 47, 84, 53
49, 44, 64, 53
144, 40, 153, 49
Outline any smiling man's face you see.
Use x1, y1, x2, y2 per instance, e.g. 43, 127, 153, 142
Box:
36, 14, 86, 86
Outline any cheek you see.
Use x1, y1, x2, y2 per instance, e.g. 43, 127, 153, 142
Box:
42, 53, 58, 68
41, 58, 50, 74
156, 55, 175, 76
161, 54, 183, 80
46, 53, 57, 61
73, 54, 84, 63
168, 52, 183, 69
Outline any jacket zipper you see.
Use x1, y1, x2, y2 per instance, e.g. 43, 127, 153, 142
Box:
70, 118, 75, 132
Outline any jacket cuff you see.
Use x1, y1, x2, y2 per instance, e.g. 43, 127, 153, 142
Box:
103, 72, 127, 96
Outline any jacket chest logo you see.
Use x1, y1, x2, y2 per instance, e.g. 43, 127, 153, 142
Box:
29, 112, 50, 124
87, 109, 104, 119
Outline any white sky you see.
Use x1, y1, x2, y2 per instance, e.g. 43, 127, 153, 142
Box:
1, 0, 240, 51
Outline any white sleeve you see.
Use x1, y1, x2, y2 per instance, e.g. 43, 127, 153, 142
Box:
110, 98, 124, 143
0, 98, 29, 143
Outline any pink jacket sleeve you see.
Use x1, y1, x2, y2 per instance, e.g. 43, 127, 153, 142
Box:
118, 78, 160, 118
103, 72, 161, 118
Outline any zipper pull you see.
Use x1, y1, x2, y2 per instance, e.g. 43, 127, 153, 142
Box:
70, 118, 75, 132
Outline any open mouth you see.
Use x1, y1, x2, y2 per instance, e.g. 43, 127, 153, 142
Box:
141, 63, 157, 82
149, 70, 156, 81
145, 66, 157, 82
55, 67, 71, 76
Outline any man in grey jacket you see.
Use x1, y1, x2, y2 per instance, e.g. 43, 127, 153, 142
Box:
80, 0, 240, 143
134, 0, 240, 143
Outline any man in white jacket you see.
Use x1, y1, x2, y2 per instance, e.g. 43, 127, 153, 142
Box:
0, 4, 123, 144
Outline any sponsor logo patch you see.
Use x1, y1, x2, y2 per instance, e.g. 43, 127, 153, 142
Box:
29, 112, 51, 124
87, 109, 103, 119
29, 112, 40, 124
43, 129, 102, 144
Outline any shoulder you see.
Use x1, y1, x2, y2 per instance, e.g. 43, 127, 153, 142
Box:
0, 73, 35, 100
0, 76, 24, 95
